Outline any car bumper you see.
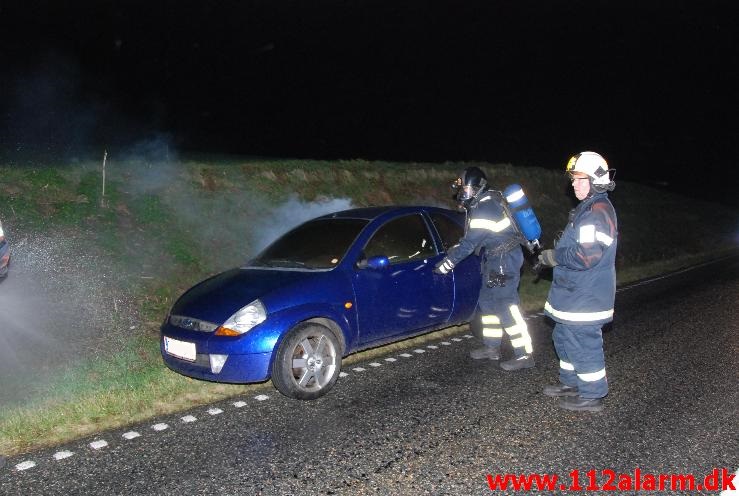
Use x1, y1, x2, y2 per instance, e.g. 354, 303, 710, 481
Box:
160, 337, 273, 383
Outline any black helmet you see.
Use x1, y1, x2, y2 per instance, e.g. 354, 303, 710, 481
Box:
452, 167, 488, 208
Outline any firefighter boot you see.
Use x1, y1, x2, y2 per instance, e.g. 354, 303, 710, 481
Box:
558, 395, 604, 413
543, 384, 579, 397
500, 354, 535, 371
469, 346, 501, 360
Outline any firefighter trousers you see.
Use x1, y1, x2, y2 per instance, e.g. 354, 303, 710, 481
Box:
552, 322, 608, 398
478, 284, 532, 357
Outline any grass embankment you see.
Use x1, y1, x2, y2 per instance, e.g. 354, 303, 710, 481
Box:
0, 157, 736, 456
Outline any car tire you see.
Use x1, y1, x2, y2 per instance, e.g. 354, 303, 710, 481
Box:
271, 322, 342, 400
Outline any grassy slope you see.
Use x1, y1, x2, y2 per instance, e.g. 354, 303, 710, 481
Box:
0, 157, 736, 456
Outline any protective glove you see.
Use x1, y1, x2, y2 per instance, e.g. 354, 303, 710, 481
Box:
537, 249, 558, 268
434, 258, 455, 275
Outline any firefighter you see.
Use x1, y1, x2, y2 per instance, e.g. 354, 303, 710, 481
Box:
537, 151, 617, 412
435, 167, 534, 371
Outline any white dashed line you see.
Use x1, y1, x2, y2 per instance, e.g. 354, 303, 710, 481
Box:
15, 461, 36, 471
53, 451, 74, 461
89, 440, 108, 450
4, 326, 539, 477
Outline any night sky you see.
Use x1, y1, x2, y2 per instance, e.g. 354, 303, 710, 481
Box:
1, 1, 738, 202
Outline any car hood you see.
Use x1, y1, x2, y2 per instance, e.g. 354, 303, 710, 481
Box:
171, 267, 324, 324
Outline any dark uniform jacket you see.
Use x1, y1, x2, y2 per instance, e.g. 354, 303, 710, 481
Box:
445, 190, 523, 282
544, 192, 618, 325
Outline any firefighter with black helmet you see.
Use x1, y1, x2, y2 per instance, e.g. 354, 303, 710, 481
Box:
537, 151, 618, 412
435, 166, 535, 370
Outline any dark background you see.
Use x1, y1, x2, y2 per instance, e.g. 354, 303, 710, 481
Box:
1, 1, 737, 203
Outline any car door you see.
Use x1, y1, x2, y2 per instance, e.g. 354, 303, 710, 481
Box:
352, 213, 454, 344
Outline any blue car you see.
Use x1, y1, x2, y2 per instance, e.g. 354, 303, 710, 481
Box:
160, 206, 481, 399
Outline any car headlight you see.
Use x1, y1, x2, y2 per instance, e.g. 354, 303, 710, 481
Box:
215, 299, 267, 336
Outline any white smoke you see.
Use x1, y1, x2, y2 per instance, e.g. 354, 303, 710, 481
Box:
0, 230, 139, 407
250, 196, 355, 253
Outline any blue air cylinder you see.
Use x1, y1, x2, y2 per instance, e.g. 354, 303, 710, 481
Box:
504, 184, 542, 248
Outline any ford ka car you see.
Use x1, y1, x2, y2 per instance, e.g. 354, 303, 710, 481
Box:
160, 206, 481, 399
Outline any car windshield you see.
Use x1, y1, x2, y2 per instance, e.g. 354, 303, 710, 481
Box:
249, 218, 369, 270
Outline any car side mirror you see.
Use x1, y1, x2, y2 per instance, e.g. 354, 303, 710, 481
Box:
358, 255, 389, 270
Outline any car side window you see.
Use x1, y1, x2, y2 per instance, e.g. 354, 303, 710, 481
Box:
364, 214, 436, 264
429, 212, 464, 252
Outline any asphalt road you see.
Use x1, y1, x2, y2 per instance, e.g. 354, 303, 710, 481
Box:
2, 257, 737, 495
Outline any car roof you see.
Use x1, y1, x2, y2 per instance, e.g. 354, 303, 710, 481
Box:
315, 205, 455, 221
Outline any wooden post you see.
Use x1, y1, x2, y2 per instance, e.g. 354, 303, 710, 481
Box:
101, 149, 107, 207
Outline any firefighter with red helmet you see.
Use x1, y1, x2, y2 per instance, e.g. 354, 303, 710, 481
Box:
435, 167, 535, 371
537, 151, 618, 412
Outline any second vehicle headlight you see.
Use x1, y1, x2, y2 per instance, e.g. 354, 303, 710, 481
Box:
215, 299, 267, 336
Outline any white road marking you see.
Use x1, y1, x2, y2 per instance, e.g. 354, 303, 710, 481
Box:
463, 334, 473, 338
426, 345, 438, 349
53, 451, 73, 461
89, 440, 108, 450
15, 461, 36, 471
3, 299, 714, 479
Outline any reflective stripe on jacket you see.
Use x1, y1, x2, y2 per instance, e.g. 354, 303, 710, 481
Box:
445, 190, 519, 267
544, 192, 618, 325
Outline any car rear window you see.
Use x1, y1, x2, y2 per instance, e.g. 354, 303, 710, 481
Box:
251, 218, 369, 269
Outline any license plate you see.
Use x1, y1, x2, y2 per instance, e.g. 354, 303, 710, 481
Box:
164, 336, 196, 362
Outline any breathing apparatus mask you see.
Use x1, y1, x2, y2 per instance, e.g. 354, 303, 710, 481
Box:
452, 167, 488, 209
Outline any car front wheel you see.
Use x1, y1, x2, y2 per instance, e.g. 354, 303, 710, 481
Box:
271, 322, 342, 400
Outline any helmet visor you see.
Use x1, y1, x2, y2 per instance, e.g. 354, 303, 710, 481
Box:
456, 185, 476, 203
